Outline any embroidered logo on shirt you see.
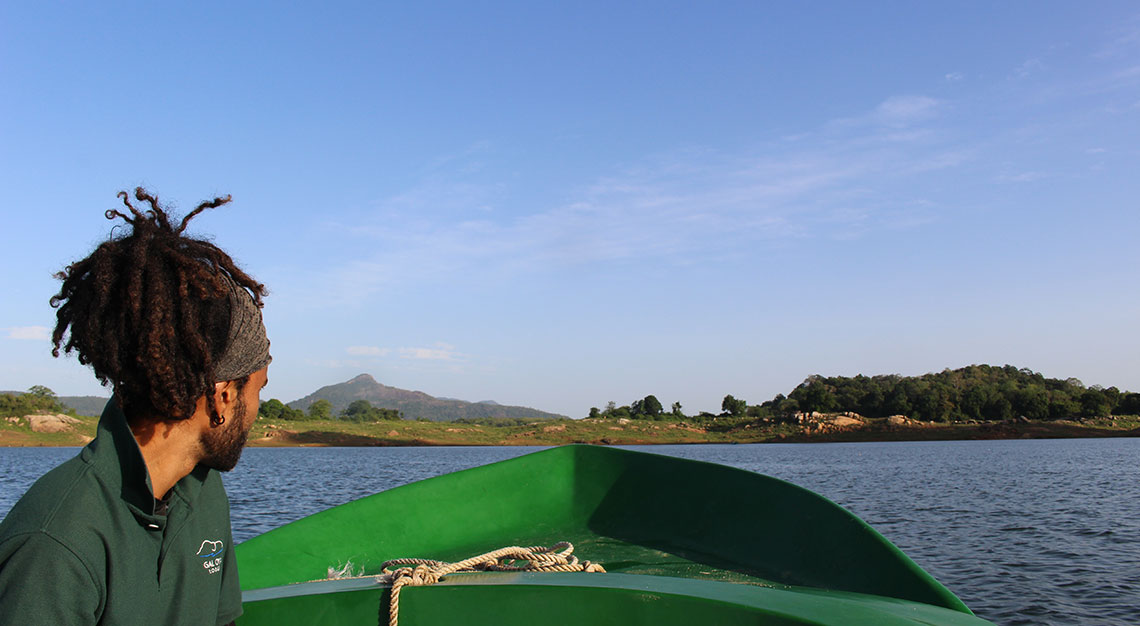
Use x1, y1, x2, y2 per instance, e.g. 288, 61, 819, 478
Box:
197, 540, 224, 574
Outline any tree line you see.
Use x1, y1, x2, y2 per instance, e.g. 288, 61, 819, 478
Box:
1, 386, 406, 423
0, 386, 73, 418
587, 365, 1140, 423
258, 398, 403, 422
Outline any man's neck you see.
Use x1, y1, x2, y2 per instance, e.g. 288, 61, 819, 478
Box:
128, 418, 201, 500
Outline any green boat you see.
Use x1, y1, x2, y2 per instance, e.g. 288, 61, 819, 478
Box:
235, 445, 994, 625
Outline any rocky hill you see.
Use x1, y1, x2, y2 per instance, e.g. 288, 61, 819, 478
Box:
59, 396, 111, 417
287, 374, 565, 422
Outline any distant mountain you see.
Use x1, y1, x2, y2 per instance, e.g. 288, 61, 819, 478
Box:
440, 398, 500, 405
287, 374, 565, 422
59, 396, 110, 417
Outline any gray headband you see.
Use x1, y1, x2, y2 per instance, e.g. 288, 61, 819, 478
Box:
214, 275, 271, 382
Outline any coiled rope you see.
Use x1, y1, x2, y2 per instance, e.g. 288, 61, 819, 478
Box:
374, 542, 605, 626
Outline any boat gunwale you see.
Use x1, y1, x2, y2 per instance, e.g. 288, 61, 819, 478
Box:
236, 444, 973, 615
241, 570, 993, 625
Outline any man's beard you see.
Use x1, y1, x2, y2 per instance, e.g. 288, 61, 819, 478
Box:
200, 393, 251, 472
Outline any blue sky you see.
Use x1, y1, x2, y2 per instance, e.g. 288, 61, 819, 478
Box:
2, 2, 1138, 416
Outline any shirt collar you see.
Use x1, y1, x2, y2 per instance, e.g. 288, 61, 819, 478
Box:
82, 399, 210, 522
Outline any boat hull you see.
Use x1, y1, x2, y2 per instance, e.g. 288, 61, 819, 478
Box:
235, 445, 993, 625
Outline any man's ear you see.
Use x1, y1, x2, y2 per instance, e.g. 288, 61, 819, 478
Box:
213, 380, 236, 410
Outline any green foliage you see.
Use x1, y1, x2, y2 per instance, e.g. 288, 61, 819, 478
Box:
748, 365, 1132, 422
1079, 389, 1111, 417
1118, 393, 1140, 415
721, 394, 747, 417
258, 398, 304, 420
607, 405, 632, 420
596, 395, 683, 421
0, 388, 69, 417
341, 399, 402, 422
790, 379, 835, 414
744, 404, 769, 419
641, 395, 663, 417
1012, 387, 1049, 420
344, 399, 371, 418
259, 399, 285, 420
885, 387, 911, 416
26, 385, 56, 399
308, 399, 332, 420
629, 395, 664, 419
1048, 393, 1079, 419
455, 417, 545, 427
777, 397, 800, 418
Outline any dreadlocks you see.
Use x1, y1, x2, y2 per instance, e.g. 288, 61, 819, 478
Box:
50, 187, 267, 425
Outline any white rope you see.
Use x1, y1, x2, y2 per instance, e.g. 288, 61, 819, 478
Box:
373, 542, 605, 626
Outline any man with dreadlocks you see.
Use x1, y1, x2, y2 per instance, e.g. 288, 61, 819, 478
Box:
0, 188, 270, 625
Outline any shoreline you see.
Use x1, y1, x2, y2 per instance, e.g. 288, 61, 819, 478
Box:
240, 420, 1140, 447
3, 413, 1136, 447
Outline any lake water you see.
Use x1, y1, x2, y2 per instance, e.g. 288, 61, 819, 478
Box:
2, 438, 1138, 625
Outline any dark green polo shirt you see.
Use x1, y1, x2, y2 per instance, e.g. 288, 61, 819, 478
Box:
0, 401, 242, 625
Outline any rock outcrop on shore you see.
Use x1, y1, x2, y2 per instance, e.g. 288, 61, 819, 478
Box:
0, 413, 95, 445
10, 413, 82, 433
789, 411, 867, 434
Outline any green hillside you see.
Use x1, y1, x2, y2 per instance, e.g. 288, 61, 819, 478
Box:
286, 374, 565, 422
59, 395, 111, 417
754, 364, 1140, 422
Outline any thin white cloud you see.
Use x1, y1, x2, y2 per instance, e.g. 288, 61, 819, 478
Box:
1093, 16, 1140, 59
899, 148, 974, 174
872, 96, 940, 127
996, 171, 1047, 183
945, 72, 964, 82
826, 96, 942, 131
399, 343, 463, 361
1112, 65, 1140, 80
1014, 58, 1045, 78
304, 358, 366, 369
6, 326, 50, 340
346, 346, 389, 356
299, 93, 970, 304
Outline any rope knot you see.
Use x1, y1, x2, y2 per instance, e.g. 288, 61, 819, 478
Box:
390, 565, 439, 588
373, 542, 605, 626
